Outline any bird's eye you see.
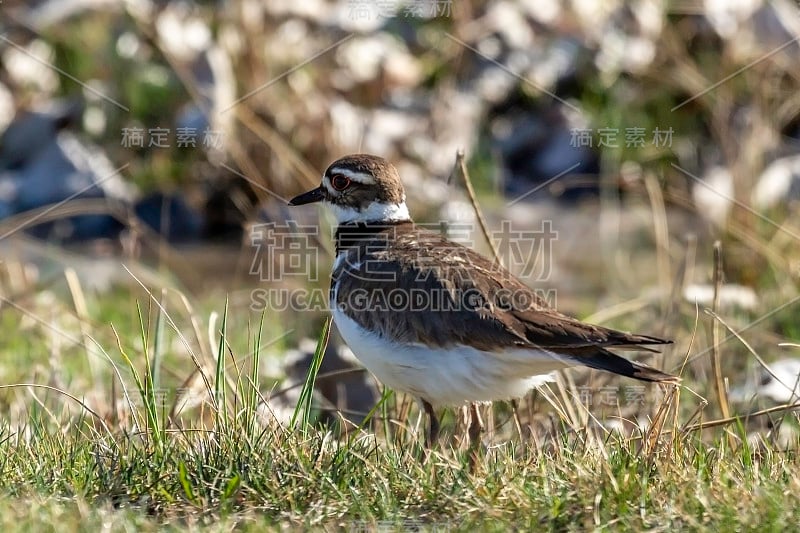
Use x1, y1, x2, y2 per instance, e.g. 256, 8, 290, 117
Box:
330, 174, 351, 191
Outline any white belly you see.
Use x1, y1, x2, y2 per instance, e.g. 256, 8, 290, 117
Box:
331, 303, 572, 407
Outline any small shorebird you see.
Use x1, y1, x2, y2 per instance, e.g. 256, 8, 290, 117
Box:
289, 154, 678, 447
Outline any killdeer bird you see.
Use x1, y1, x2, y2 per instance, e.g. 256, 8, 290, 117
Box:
289, 154, 678, 447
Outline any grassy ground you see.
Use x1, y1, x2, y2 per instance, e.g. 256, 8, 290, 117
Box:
0, 184, 799, 532
1, 198, 799, 531
2, 392, 800, 530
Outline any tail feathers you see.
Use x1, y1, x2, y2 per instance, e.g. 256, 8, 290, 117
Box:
572, 348, 679, 384
621, 333, 672, 346
604, 332, 673, 351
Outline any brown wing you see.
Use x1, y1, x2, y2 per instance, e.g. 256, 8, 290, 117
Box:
333, 223, 673, 365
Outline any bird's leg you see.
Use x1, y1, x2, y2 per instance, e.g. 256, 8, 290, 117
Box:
468, 403, 483, 448
467, 403, 484, 471
510, 399, 524, 440
422, 399, 439, 448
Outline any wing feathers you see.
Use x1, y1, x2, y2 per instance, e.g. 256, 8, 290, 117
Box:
333, 222, 677, 383
566, 347, 679, 383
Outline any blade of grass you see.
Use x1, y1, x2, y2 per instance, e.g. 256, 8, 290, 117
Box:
710, 241, 731, 420
706, 309, 800, 404
450, 150, 502, 264
151, 289, 166, 395
0, 384, 112, 438
290, 316, 332, 431
122, 265, 215, 406
214, 298, 230, 431
134, 302, 163, 445
245, 312, 266, 440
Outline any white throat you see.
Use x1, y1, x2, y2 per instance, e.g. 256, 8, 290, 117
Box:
329, 200, 411, 224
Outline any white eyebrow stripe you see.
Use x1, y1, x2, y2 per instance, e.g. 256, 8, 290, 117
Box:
328, 167, 375, 184
321, 175, 333, 194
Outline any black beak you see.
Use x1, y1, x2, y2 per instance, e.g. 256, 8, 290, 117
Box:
288, 186, 324, 206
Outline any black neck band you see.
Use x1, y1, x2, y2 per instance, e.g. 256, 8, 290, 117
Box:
334, 221, 410, 254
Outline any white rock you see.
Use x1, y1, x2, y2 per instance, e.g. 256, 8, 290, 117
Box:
752, 155, 800, 209
758, 359, 800, 403
693, 165, 733, 226
731, 358, 800, 403
0, 83, 13, 133
704, 0, 763, 38
683, 283, 758, 310
2, 39, 59, 92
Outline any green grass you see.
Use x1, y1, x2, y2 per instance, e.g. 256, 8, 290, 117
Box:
2, 406, 800, 530
0, 278, 798, 531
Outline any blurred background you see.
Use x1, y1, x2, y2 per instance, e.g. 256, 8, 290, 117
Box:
0, 0, 799, 443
